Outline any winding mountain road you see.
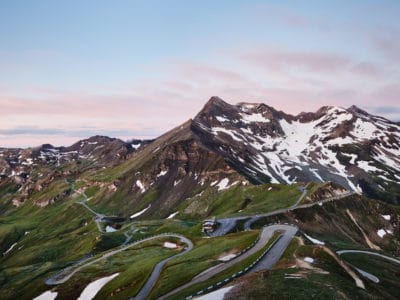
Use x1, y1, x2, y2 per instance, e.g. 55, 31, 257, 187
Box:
252, 225, 297, 271
337, 250, 400, 265
212, 191, 355, 236
243, 184, 308, 231
336, 250, 400, 284
131, 236, 193, 300
45, 234, 192, 286
48, 182, 355, 299
158, 225, 297, 300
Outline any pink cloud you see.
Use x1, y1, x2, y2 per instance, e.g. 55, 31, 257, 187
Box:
240, 48, 351, 73
369, 83, 400, 106
1, 42, 399, 148
370, 29, 400, 63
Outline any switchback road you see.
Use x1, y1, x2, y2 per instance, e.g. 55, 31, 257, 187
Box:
45, 234, 193, 286
158, 224, 297, 300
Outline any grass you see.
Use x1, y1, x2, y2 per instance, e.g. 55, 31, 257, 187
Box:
179, 183, 302, 219
234, 231, 400, 300
159, 231, 282, 300
54, 238, 182, 300
239, 268, 368, 299
148, 230, 258, 299
339, 252, 400, 299
84, 186, 99, 198
1, 144, 397, 300
227, 242, 375, 300
0, 189, 101, 299
301, 182, 327, 203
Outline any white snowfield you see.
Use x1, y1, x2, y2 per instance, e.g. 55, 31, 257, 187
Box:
33, 290, 58, 300
105, 226, 117, 233
216, 178, 230, 191
304, 233, 325, 245
194, 286, 235, 300
304, 257, 315, 263
357, 160, 380, 173
131, 142, 142, 150
216, 116, 229, 123
163, 242, 177, 249
377, 229, 387, 238
157, 170, 168, 178
240, 112, 271, 124
218, 253, 237, 261
206, 104, 400, 192
136, 180, 146, 193
167, 211, 179, 219
214, 178, 239, 191
381, 215, 391, 221
130, 205, 151, 219
3, 242, 17, 255
77, 273, 119, 300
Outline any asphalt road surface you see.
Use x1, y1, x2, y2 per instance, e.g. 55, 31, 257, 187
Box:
158, 224, 297, 300
252, 225, 297, 271
131, 235, 193, 300
45, 234, 193, 285
337, 250, 400, 265
211, 191, 355, 236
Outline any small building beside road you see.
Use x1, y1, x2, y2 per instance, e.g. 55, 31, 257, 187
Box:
202, 218, 217, 234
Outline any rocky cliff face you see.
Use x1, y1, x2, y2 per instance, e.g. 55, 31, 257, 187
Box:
96, 120, 247, 218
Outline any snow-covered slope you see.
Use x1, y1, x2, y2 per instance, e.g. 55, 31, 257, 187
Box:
192, 97, 400, 204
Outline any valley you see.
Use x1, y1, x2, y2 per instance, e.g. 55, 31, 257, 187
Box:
0, 97, 399, 300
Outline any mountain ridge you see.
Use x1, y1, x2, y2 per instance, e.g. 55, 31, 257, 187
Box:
191, 97, 400, 203
1, 96, 399, 208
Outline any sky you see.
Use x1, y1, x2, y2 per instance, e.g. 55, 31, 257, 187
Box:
1, 0, 399, 147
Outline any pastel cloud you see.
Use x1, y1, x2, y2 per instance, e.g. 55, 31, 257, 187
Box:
370, 29, 400, 63
241, 48, 351, 73
1, 43, 399, 147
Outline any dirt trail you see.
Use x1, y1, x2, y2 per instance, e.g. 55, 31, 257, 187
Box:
346, 209, 380, 250
322, 246, 365, 289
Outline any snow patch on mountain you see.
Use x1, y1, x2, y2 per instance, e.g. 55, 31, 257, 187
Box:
240, 112, 270, 124
33, 290, 58, 300
212, 127, 244, 142
3, 242, 17, 255
77, 273, 119, 300
136, 180, 146, 193
216, 116, 229, 123
377, 229, 387, 238
157, 169, 168, 177
304, 233, 325, 245
352, 118, 379, 139
130, 205, 151, 219
167, 211, 179, 219
357, 161, 380, 173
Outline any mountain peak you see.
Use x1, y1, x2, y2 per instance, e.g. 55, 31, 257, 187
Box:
205, 96, 229, 107
347, 105, 370, 116
196, 96, 237, 120
190, 96, 400, 202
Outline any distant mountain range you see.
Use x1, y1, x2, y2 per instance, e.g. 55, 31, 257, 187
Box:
1, 96, 399, 208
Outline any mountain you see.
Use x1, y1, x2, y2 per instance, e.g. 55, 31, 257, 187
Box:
192, 97, 400, 204
1, 97, 399, 300
1, 96, 399, 212
0, 136, 150, 207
